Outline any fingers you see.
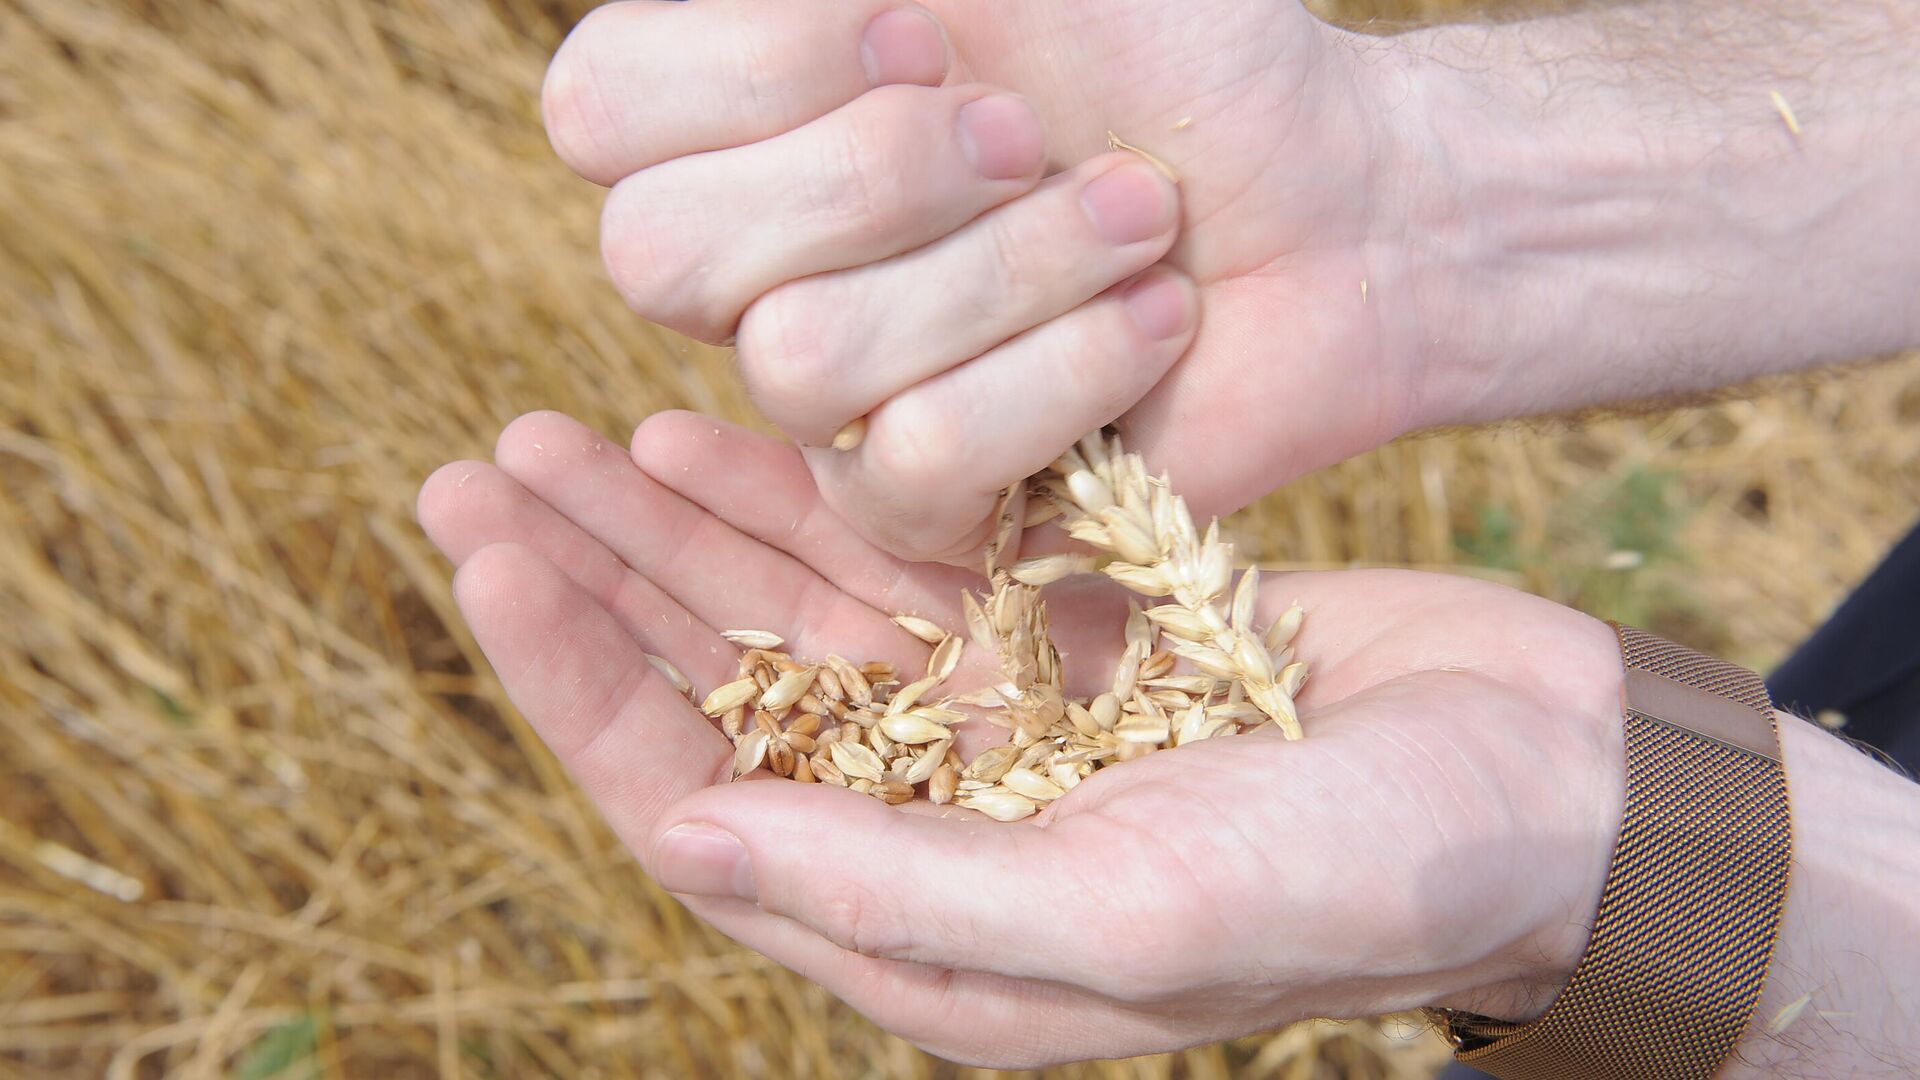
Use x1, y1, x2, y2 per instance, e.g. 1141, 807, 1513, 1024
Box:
490, 411, 929, 673
601, 83, 1047, 341
738, 153, 1181, 446
452, 543, 733, 842
645, 777, 1181, 1000
544, 0, 949, 185
674, 896, 1194, 1068
416, 458, 738, 690
628, 411, 981, 625
805, 266, 1200, 561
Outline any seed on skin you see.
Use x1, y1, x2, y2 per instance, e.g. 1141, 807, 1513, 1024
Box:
1066, 703, 1101, 738
1228, 632, 1275, 687
1023, 498, 1063, 527
759, 667, 815, 712
815, 665, 843, 702
889, 614, 949, 645
849, 777, 876, 795
1142, 604, 1212, 641
1048, 760, 1083, 792
879, 713, 953, 745
1103, 514, 1160, 567
1105, 562, 1173, 597
1014, 740, 1056, 772
767, 736, 795, 777
1230, 567, 1261, 635
886, 675, 941, 716
825, 655, 872, 707
721, 629, 785, 650
646, 653, 694, 697
962, 745, 1018, 783
873, 780, 914, 805
1143, 675, 1217, 695
929, 764, 959, 805
1008, 552, 1098, 587
926, 635, 963, 682
721, 706, 746, 742
905, 740, 949, 785
701, 678, 758, 717
958, 790, 1037, 822
1090, 693, 1120, 731
732, 729, 770, 778
810, 756, 847, 787
1000, 767, 1066, 801
1115, 714, 1170, 744
832, 416, 867, 451
859, 661, 895, 680
1265, 604, 1305, 652
829, 740, 886, 783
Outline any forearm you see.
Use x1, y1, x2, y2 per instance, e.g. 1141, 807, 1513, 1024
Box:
1366, 1, 1920, 426
1722, 713, 1920, 1078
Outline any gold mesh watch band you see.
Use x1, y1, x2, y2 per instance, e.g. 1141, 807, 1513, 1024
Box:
1429, 623, 1793, 1079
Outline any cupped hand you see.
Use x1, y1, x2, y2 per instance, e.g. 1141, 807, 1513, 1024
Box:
418, 410, 1624, 1066
543, 0, 1427, 561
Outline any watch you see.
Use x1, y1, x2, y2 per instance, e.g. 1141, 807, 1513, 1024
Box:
1427, 623, 1793, 1080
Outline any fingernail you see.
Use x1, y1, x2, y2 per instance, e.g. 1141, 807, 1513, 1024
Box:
861, 7, 948, 88
1123, 273, 1193, 341
956, 94, 1045, 181
654, 823, 757, 901
1081, 162, 1175, 246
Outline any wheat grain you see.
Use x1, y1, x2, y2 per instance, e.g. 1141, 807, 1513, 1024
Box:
694, 431, 1307, 815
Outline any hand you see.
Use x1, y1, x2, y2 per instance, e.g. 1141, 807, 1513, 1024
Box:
418, 409, 1633, 1066
542, 0, 1426, 561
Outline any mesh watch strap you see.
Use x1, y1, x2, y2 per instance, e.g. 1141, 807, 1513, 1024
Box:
1430, 624, 1793, 1079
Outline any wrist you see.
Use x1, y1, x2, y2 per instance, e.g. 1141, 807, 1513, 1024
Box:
1358, 7, 1920, 432
1721, 713, 1920, 1078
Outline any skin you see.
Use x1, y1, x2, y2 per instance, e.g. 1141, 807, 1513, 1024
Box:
544, 0, 1413, 561
418, 412, 1920, 1072
451, 0, 1920, 1069
544, 0, 1920, 564
419, 410, 1627, 1063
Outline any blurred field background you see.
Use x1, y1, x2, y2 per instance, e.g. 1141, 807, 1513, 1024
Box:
3, 0, 1916, 1076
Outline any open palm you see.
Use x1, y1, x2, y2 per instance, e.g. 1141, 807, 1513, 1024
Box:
419, 410, 1624, 1066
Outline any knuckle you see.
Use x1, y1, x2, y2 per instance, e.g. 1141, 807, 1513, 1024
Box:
736, 284, 843, 424
873, 394, 964, 489
599, 184, 733, 342
820, 88, 928, 229
809, 877, 908, 960
980, 207, 1051, 304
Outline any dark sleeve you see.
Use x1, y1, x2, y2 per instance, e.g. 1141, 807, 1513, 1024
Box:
1766, 519, 1920, 777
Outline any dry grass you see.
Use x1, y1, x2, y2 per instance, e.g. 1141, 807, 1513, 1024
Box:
2, 0, 1916, 1076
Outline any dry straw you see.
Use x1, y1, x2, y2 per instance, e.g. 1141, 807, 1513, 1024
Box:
3, 0, 1915, 1076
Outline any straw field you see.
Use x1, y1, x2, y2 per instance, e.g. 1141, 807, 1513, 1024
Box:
3, 0, 1915, 1076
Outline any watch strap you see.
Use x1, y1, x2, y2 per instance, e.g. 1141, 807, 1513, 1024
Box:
1431, 623, 1793, 1079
